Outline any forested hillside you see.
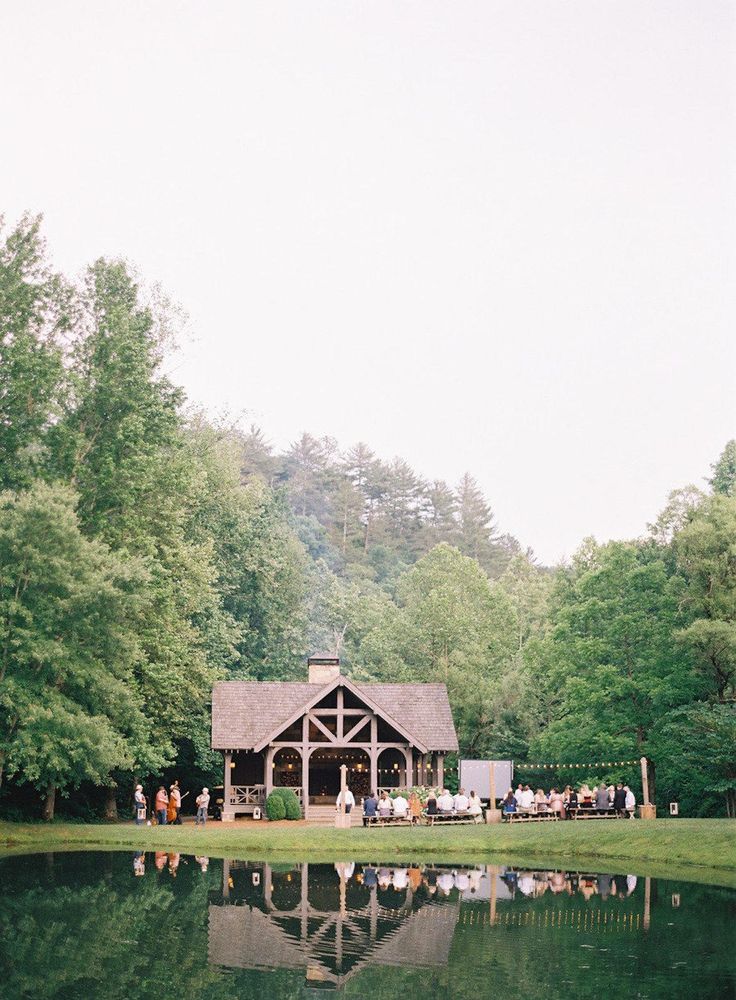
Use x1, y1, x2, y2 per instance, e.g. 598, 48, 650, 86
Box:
1, 215, 734, 819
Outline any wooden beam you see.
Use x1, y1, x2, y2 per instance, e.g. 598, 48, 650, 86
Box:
337, 687, 344, 740
343, 716, 371, 744
307, 713, 338, 743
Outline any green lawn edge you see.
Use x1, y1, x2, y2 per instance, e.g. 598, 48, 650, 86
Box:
1, 818, 734, 888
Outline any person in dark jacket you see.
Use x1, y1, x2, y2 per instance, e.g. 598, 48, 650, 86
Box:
426, 790, 438, 815
612, 782, 627, 817
595, 783, 611, 812
362, 792, 378, 826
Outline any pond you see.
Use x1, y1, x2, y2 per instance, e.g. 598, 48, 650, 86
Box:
0, 853, 734, 999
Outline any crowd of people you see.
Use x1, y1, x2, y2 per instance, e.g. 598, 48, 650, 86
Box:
357, 787, 485, 824
501, 781, 636, 818
132, 782, 211, 826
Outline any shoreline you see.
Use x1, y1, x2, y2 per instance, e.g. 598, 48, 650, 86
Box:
1, 818, 734, 888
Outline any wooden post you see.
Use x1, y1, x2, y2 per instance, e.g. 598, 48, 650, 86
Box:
486, 760, 502, 824
265, 746, 274, 800
335, 763, 351, 828
222, 751, 234, 822
643, 876, 651, 932
640, 756, 649, 805
639, 756, 656, 819
370, 716, 378, 794
436, 753, 444, 789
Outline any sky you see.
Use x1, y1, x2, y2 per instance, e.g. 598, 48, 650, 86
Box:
1, 2, 733, 564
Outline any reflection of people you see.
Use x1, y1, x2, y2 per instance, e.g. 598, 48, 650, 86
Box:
154, 851, 167, 871
134, 785, 147, 826
168, 853, 180, 876
363, 866, 377, 888
437, 871, 454, 895
195, 855, 209, 873
335, 861, 355, 881
393, 868, 408, 890
155, 786, 168, 825
195, 787, 210, 826
626, 874, 637, 896
133, 852, 145, 876
336, 786, 355, 814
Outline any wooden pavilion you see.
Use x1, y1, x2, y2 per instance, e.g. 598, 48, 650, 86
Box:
212, 654, 458, 820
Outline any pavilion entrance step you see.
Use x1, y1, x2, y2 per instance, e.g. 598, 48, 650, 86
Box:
306, 804, 360, 826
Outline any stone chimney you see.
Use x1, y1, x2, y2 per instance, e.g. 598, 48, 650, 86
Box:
308, 653, 340, 684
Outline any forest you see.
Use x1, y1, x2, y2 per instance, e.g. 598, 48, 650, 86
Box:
1, 215, 734, 820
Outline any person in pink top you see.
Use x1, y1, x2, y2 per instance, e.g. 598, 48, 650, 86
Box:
154, 785, 169, 825
548, 787, 565, 818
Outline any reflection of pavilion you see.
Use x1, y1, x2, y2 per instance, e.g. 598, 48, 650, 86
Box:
208, 861, 460, 989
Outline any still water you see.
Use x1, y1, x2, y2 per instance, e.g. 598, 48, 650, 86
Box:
0, 852, 734, 999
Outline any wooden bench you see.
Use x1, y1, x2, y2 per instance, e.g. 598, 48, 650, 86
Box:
363, 814, 412, 827
504, 811, 559, 823
424, 811, 479, 826
569, 809, 620, 820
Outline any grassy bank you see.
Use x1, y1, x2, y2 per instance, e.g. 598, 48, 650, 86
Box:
1, 818, 734, 884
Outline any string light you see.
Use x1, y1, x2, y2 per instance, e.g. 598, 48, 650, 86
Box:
517, 759, 639, 770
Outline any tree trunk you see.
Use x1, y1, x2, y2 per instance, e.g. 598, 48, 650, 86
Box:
103, 787, 118, 821
648, 758, 656, 805
42, 783, 56, 822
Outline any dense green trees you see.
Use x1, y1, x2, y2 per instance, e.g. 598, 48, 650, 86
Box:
0, 216, 733, 818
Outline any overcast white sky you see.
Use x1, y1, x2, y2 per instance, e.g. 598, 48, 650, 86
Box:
1, 2, 733, 563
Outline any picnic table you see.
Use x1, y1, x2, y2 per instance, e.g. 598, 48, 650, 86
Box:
423, 810, 479, 826
364, 812, 412, 827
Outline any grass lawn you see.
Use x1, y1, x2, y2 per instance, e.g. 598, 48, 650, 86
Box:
1, 817, 734, 885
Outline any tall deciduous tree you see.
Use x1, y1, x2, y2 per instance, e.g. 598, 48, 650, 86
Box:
0, 215, 69, 491
0, 484, 150, 818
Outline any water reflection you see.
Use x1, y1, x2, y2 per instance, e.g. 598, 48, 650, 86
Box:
0, 852, 733, 999
209, 860, 656, 987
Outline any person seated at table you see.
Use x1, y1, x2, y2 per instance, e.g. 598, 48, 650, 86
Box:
579, 782, 593, 808
392, 792, 409, 818
514, 782, 524, 804
624, 785, 636, 816
549, 787, 565, 816
362, 791, 378, 826
426, 789, 438, 815
534, 788, 549, 812
517, 784, 535, 811
467, 790, 483, 822
563, 785, 578, 817
453, 787, 469, 812
502, 790, 517, 815
595, 782, 611, 811
377, 791, 393, 818
408, 790, 422, 824
437, 788, 455, 813
612, 782, 627, 817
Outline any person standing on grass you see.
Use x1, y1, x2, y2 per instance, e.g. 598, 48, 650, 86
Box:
624, 785, 636, 816
335, 785, 355, 814
169, 781, 183, 825
134, 785, 147, 826
195, 787, 210, 826
155, 785, 168, 825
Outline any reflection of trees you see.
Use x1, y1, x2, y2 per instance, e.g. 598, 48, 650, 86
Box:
0, 855, 224, 1000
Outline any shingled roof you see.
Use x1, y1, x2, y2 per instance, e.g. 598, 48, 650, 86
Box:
211, 677, 458, 752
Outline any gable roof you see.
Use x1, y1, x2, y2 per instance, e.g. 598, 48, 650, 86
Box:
211, 677, 458, 752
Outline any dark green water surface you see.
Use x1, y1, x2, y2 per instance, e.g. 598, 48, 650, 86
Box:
0, 852, 734, 999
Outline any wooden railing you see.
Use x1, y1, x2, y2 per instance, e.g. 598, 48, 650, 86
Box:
229, 784, 266, 806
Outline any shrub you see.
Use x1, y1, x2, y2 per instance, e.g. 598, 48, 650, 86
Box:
272, 787, 302, 820
265, 792, 286, 821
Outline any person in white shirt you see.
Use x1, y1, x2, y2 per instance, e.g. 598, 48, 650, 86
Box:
133, 785, 146, 826
377, 791, 393, 817
518, 785, 535, 811
335, 787, 356, 814
467, 791, 483, 822
514, 783, 524, 804
437, 789, 455, 813
392, 793, 409, 817
437, 871, 454, 895
392, 868, 408, 890
624, 786, 636, 815
453, 788, 470, 812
